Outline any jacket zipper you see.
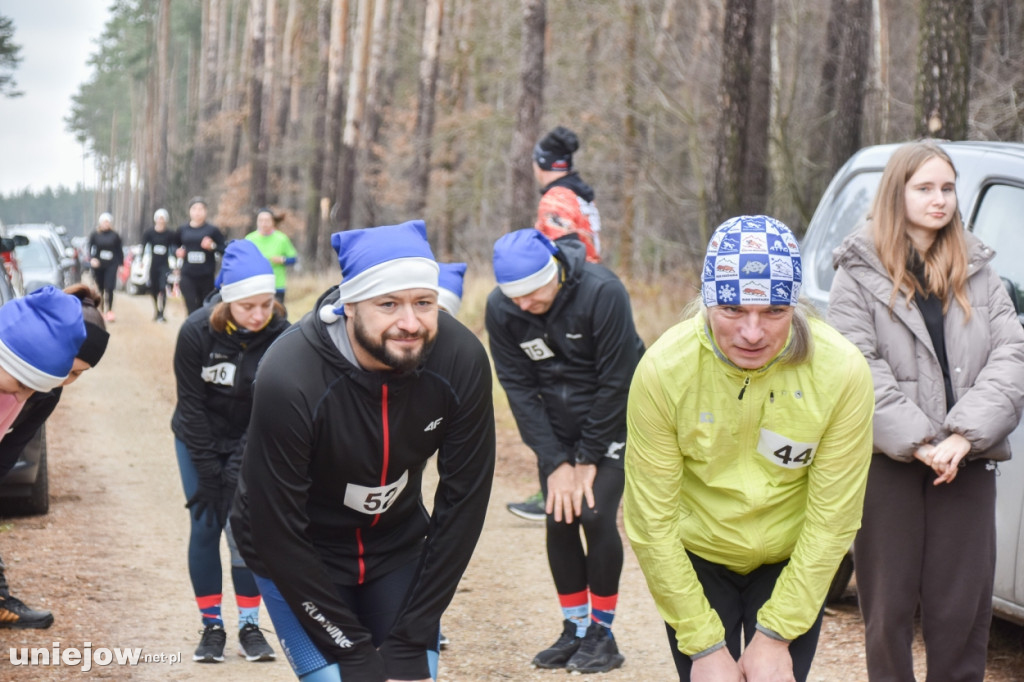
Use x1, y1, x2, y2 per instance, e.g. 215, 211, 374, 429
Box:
738, 376, 750, 400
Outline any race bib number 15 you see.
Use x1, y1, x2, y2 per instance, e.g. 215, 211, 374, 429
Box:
344, 470, 409, 515
757, 428, 819, 469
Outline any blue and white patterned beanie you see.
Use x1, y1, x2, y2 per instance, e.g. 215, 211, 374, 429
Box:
437, 262, 467, 315
493, 229, 560, 298
701, 215, 801, 307
215, 240, 276, 303
320, 220, 439, 323
0, 286, 86, 392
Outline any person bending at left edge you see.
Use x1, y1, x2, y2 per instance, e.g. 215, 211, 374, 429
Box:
231, 220, 496, 682
623, 215, 875, 682
0, 287, 86, 628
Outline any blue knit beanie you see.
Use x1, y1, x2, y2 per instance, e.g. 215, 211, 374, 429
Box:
437, 262, 467, 315
493, 229, 560, 298
701, 215, 802, 307
215, 240, 276, 303
0, 286, 86, 391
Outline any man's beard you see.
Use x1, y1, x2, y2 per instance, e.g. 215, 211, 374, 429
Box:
352, 313, 436, 372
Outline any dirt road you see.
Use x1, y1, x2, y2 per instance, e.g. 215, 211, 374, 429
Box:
1, 292, 1021, 680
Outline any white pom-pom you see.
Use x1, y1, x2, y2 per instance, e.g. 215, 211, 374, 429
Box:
319, 304, 341, 324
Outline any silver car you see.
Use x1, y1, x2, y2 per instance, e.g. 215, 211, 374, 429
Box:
801, 141, 1024, 624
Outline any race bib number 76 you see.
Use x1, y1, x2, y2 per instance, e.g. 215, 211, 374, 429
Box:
343, 470, 409, 515
757, 428, 819, 469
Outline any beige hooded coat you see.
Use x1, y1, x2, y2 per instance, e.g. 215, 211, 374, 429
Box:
827, 225, 1024, 463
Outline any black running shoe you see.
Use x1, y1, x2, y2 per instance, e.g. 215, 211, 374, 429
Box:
0, 595, 54, 629
193, 623, 227, 662
566, 622, 625, 673
238, 622, 276, 662
532, 619, 581, 669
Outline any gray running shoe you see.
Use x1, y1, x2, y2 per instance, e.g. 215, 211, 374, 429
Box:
506, 490, 546, 521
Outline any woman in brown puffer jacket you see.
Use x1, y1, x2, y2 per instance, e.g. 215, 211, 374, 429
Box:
827, 140, 1024, 682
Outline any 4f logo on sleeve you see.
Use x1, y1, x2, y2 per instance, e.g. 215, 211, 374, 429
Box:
757, 428, 818, 469
520, 338, 555, 361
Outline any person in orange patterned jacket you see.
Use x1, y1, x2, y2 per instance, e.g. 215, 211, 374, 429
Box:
532, 126, 602, 263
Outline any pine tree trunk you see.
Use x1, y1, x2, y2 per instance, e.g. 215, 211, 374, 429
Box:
154, 0, 171, 211
321, 0, 350, 229
507, 0, 545, 233
712, 0, 755, 225
740, 0, 771, 217
249, 0, 268, 208
620, 0, 639, 277
408, 0, 444, 219
304, 0, 333, 264
262, 0, 278, 204
336, 0, 375, 232
916, 0, 972, 139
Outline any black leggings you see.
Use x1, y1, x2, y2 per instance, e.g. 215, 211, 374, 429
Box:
542, 463, 624, 598
150, 266, 169, 314
93, 264, 117, 311
179, 274, 215, 315
664, 551, 824, 682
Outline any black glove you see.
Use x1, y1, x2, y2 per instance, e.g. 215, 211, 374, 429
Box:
185, 475, 228, 528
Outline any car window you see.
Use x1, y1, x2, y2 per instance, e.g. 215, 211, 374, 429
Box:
806, 170, 882, 292
970, 183, 1024, 306
15, 240, 55, 269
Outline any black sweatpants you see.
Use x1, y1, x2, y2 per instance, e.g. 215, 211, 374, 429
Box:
855, 454, 996, 682
541, 463, 624, 598
665, 551, 824, 681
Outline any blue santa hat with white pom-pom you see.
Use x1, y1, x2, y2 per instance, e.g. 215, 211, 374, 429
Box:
492, 229, 560, 299
0, 286, 86, 392
319, 220, 440, 323
437, 262, 467, 316
701, 215, 801, 308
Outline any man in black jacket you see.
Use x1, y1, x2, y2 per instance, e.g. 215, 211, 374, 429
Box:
231, 220, 495, 682
485, 229, 644, 674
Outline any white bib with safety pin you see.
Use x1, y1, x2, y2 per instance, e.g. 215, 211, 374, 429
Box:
520, 338, 555, 361
187, 251, 207, 264
344, 470, 409, 515
757, 428, 819, 469
201, 362, 237, 386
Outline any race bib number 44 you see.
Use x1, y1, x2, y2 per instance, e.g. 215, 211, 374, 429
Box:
757, 428, 818, 469
344, 470, 409, 515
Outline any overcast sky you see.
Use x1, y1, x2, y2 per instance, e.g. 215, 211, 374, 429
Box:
0, 2, 111, 195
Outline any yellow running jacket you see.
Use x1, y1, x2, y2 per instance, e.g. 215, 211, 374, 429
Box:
624, 312, 873, 657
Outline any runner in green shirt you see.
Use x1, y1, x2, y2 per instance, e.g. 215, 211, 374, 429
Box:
245, 208, 298, 303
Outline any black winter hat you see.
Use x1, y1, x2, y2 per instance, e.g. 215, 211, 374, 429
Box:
533, 126, 579, 171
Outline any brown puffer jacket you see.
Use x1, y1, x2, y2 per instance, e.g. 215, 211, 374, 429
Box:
827, 224, 1024, 463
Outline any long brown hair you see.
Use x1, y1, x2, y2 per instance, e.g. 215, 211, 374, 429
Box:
64, 283, 106, 329
209, 298, 286, 333
870, 141, 971, 318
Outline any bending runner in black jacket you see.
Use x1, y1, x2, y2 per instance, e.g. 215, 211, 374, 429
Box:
171, 240, 287, 664
485, 230, 644, 674
231, 220, 495, 682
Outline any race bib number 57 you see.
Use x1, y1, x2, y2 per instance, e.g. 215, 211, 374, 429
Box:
343, 470, 409, 515
757, 428, 819, 469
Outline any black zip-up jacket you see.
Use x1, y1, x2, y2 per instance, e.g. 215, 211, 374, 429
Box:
88, 229, 123, 267
170, 296, 289, 480
485, 239, 644, 477
176, 222, 225, 278
0, 389, 61, 479
142, 227, 178, 273
231, 288, 495, 682
542, 170, 596, 202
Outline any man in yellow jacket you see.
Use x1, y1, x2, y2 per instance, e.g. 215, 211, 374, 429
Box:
623, 215, 874, 682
